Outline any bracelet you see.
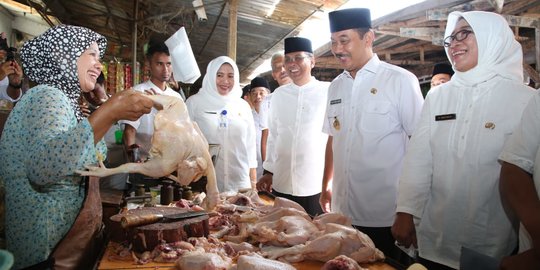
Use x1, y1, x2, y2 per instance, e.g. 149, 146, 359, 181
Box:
8, 82, 22, 88
263, 169, 273, 176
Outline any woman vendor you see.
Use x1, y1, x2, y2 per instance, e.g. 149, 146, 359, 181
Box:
0, 25, 153, 269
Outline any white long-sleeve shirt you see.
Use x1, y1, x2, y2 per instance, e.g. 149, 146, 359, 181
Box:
323, 54, 424, 227
264, 77, 329, 196
187, 93, 257, 193
499, 90, 540, 254
397, 77, 534, 268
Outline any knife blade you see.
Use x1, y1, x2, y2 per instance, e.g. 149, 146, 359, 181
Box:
120, 211, 208, 228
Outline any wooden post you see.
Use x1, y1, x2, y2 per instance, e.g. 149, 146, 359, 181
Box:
227, 0, 238, 61
534, 28, 540, 88
132, 0, 138, 85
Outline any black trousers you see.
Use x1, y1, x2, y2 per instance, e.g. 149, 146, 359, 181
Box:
271, 189, 324, 217
353, 225, 415, 269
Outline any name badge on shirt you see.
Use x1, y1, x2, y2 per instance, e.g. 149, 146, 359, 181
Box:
330, 99, 341, 105
435, 113, 456, 121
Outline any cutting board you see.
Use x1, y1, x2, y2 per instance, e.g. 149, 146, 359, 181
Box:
111, 207, 209, 252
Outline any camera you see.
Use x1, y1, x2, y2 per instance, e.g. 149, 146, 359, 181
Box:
0, 34, 17, 62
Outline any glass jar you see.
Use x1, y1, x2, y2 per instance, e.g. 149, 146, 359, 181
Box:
173, 183, 183, 201
134, 184, 145, 197
182, 185, 193, 200
160, 180, 174, 205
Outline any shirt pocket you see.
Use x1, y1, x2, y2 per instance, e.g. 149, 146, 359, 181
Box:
360, 101, 392, 133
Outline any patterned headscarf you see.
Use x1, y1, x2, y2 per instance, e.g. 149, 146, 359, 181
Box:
21, 24, 107, 121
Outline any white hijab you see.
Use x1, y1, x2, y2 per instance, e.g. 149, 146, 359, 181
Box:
198, 56, 242, 106
444, 11, 523, 86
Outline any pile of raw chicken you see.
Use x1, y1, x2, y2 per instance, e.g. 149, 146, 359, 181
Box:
109, 190, 385, 270
81, 95, 384, 269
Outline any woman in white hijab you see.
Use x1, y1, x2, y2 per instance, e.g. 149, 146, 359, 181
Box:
391, 11, 536, 269
186, 56, 257, 194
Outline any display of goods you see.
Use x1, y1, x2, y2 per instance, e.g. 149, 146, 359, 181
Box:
124, 63, 132, 89
106, 60, 117, 95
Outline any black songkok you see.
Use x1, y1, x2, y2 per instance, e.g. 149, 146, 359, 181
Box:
329, 8, 371, 33
284, 37, 312, 54
250, 77, 270, 90
432, 63, 454, 77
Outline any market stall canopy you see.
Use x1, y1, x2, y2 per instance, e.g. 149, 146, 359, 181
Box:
3, 0, 346, 84
2, 0, 540, 87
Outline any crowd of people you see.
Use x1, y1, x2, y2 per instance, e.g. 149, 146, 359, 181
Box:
0, 6, 538, 270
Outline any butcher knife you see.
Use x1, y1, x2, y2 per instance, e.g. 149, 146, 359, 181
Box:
120, 211, 208, 228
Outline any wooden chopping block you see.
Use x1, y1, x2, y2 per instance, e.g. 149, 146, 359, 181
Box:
111, 207, 209, 252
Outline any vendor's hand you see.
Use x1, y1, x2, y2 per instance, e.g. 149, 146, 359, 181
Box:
319, 188, 332, 213
500, 249, 540, 270
256, 174, 272, 193
101, 90, 153, 122
391, 212, 418, 249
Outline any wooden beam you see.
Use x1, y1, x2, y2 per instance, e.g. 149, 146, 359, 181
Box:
488, 0, 504, 13
315, 55, 341, 69
227, 0, 238, 61
399, 27, 445, 42
503, 15, 540, 28
523, 63, 540, 85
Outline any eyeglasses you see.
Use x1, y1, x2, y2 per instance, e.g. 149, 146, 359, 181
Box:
284, 55, 309, 64
443, 29, 474, 47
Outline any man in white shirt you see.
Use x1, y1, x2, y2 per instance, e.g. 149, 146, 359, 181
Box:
320, 8, 424, 261
122, 40, 182, 161
257, 37, 329, 216
248, 77, 270, 180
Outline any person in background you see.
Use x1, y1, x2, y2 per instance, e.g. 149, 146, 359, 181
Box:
498, 93, 540, 270
320, 8, 424, 262
186, 56, 257, 193
0, 24, 152, 269
241, 84, 251, 103
392, 11, 535, 269
0, 32, 23, 103
430, 62, 454, 88
270, 51, 292, 87
257, 37, 329, 216
248, 76, 270, 180
122, 39, 182, 162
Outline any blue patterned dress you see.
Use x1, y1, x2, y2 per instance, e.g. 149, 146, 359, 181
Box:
0, 85, 106, 269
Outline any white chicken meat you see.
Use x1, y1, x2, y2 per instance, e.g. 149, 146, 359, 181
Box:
77, 95, 219, 210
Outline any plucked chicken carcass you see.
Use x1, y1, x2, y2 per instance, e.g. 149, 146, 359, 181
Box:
263, 223, 384, 264
77, 95, 219, 210
231, 254, 296, 270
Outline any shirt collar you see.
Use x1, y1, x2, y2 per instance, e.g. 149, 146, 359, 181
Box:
291, 76, 318, 89
342, 54, 380, 79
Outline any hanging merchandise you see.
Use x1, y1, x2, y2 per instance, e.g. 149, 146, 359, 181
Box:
116, 61, 125, 93
133, 61, 140, 86
106, 60, 117, 95
124, 63, 132, 89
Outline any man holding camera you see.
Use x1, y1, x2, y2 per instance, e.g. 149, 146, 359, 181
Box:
0, 32, 23, 102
